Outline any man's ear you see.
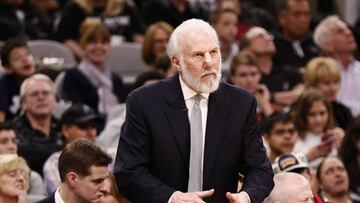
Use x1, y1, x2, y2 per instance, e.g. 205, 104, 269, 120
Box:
67, 172, 79, 187
278, 11, 287, 27
171, 56, 182, 71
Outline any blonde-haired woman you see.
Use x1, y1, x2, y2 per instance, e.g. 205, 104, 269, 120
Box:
304, 57, 353, 129
56, 0, 145, 58
0, 154, 30, 203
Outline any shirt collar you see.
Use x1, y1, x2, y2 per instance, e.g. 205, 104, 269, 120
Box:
54, 187, 65, 203
179, 75, 209, 101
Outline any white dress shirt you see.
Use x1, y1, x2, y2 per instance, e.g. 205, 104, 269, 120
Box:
54, 187, 65, 203
337, 59, 360, 117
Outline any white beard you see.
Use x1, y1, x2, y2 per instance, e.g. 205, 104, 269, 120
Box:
180, 59, 221, 93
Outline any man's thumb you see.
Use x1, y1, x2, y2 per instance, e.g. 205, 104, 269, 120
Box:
196, 189, 215, 198
226, 192, 237, 201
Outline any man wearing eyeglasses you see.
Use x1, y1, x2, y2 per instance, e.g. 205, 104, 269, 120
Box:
12, 74, 64, 177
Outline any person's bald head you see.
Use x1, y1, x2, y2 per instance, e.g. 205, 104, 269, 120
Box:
263, 172, 314, 203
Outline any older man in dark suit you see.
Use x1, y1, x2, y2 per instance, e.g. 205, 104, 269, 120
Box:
114, 18, 273, 203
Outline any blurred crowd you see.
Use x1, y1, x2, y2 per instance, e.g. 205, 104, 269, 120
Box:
1, 0, 360, 202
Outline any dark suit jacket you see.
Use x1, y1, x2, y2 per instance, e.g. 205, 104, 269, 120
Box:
114, 75, 274, 203
35, 193, 55, 203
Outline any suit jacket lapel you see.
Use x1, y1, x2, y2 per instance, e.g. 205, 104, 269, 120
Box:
203, 83, 229, 188
164, 76, 190, 167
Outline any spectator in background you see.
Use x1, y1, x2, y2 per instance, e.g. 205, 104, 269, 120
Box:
273, 0, 321, 73
263, 172, 314, 203
61, 22, 127, 115
153, 53, 176, 77
142, 21, 173, 69
316, 157, 359, 203
0, 122, 46, 196
228, 52, 274, 119
240, 26, 304, 109
99, 173, 130, 203
43, 104, 100, 194
304, 57, 353, 130
97, 71, 165, 161
0, 38, 36, 123
0, 154, 29, 203
56, 0, 145, 58
37, 139, 112, 203
339, 116, 360, 201
142, 0, 208, 28
132, 70, 165, 90
313, 15, 360, 117
272, 152, 324, 203
24, 0, 59, 40
210, 7, 239, 75
12, 74, 64, 176
291, 88, 344, 168
0, 0, 26, 41
262, 112, 298, 162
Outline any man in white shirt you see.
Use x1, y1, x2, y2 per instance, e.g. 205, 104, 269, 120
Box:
37, 139, 112, 203
314, 15, 360, 117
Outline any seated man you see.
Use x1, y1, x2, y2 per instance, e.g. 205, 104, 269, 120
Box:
263, 172, 314, 203
272, 152, 324, 203
43, 103, 100, 194
316, 157, 359, 203
262, 112, 298, 162
12, 74, 65, 176
0, 122, 46, 196
37, 139, 112, 203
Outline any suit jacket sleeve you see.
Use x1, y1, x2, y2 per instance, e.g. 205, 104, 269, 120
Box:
113, 90, 176, 203
240, 96, 274, 203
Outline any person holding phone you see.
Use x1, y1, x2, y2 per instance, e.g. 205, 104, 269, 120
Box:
291, 88, 344, 168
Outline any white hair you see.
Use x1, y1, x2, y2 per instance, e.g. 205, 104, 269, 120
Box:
313, 15, 343, 49
166, 18, 220, 58
263, 172, 311, 203
20, 73, 55, 100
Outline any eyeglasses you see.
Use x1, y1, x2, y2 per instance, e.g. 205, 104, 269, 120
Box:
10, 49, 33, 62
0, 137, 18, 145
154, 38, 169, 44
26, 90, 52, 98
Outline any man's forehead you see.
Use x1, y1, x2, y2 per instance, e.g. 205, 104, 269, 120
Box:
273, 122, 294, 128
180, 31, 219, 51
0, 130, 16, 136
26, 80, 51, 91
245, 27, 267, 39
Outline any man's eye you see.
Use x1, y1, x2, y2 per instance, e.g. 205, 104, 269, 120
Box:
193, 54, 203, 61
210, 50, 217, 55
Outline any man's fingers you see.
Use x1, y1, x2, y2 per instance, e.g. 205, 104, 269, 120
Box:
196, 189, 215, 198
226, 192, 237, 202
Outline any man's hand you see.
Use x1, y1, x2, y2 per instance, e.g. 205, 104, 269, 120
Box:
226, 192, 250, 203
170, 189, 214, 203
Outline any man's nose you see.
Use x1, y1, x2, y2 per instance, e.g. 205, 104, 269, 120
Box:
203, 52, 212, 64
